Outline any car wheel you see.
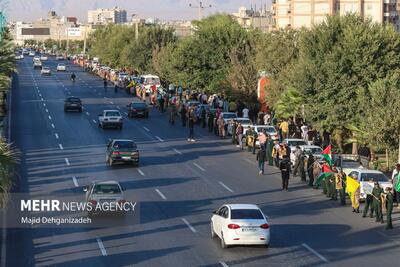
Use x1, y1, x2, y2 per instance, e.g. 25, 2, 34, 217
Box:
98, 123, 102, 128
221, 233, 228, 249
210, 222, 216, 238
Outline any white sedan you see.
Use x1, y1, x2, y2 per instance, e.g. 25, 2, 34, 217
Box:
57, 63, 66, 71
40, 55, 48, 61
211, 204, 270, 248
41, 67, 51, 75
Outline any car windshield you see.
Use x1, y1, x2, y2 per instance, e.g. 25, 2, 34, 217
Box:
287, 140, 306, 146
93, 184, 121, 194
67, 98, 80, 102
304, 147, 323, 154
360, 173, 388, 182
132, 103, 146, 108
223, 113, 237, 119
42, 67, 49, 70
258, 127, 276, 133
58, 64, 65, 67
114, 141, 136, 149
231, 209, 264, 220
238, 119, 251, 124
105, 111, 120, 116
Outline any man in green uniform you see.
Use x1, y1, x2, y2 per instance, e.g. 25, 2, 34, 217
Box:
266, 138, 274, 166
299, 151, 306, 182
338, 170, 346, 205
362, 179, 374, 218
372, 182, 384, 223
330, 170, 337, 201
231, 120, 237, 144
385, 187, 394, 230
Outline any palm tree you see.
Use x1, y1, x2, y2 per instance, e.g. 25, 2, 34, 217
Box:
274, 87, 304, 122
0, 138, 19, 207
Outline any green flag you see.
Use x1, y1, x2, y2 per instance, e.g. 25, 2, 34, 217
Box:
395, 173, 400, 192
316, 172, 332, 186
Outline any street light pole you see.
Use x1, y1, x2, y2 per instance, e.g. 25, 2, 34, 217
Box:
189, 1, 212, 20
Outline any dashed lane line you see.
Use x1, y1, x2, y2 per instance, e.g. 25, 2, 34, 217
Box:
218, 181, 234, 193
92, 119, 97, 124
173, 148, 182, 155
48, 115, 52, 120
96, 238, 107, 256
51, 123, 55, 128
45, 109, 48, 113
302, 243, 328, 263
65, 158, 70, 166
86, 112, 90, 116
138, 169, 145, 176
55, 133, 59, 139
58, 144, 64, 150
143, 127, 150, 132
155, 136, 164, 142
72, 176, 79, 187
219, 262, 229, 267
155, 189, 167, 200
193, 163, 206, 172
181, 218, 197, 233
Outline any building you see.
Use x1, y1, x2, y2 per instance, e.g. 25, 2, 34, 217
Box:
272, 0, 399, 30
232, 6, 274, 32
87, 6, 127, 25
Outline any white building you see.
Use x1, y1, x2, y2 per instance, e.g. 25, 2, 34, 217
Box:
87, 6, 127, 25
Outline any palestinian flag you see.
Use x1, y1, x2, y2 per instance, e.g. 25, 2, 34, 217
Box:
395, 173, 400, 192
315, 172, 333, 186
322, 145, 333, 166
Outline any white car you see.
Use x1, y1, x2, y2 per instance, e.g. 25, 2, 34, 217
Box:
227, 118, 253, 135
346, 169, 391, 199
28, 51, 35, 57
33, 56, 40, 62
57, 63, 66, 71
56, 55, 64, 60
290, 145, 323, 165
41, 66, 51, 75
244, 125, 279, 142
40, 55, 48, 61
15, 54, 23, 60
211, 204, 270, 248
84, 180, 125, 216
284, 138, 307, 152
140, 74, 161, 93
98, 110, 123, 129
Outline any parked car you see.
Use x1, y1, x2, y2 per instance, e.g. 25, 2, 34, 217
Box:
98, 110, 123, 129
106, 139, 139, 166
64, 97, 82, 112
40, 55, 48, 61
28, 51, 35, 57
33, 60, 42, 69
290, 145, 323, 165
127, 101, 149, 118
346, 169, 391, 199
84, 180, 126, 217
56, 55, 65, 60
40, 66, 51, 75
211, 204, 270, 248
227, 118, 253, 136
140, 74, 161, 93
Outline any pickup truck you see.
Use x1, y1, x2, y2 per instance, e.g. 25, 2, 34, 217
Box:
98, 110, 123, 129
106, 139, 139, 166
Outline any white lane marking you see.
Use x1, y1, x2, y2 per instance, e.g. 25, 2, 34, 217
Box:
155, 136, 164, 142
96, 238, 107, 256
138, 169, 145, 176
51, 123, 55, 128
67, 92, 71, 95
58, 144, 64, 150
55, 133, 59, 139
41, 98, 44, 101
173, 148, 182, 155
302, 243, 328, 263
62, 84, 65, 87
193, 163, 206, 172
42, 103, 46, 107
65, 158, 70, 166
110, 101, 114, 104
245, 158, 257, 165
218, 181, 234, 193
116, 106, 120, 110
85, 112, 90, 116
92, 119, 97, 124
103, 96, 106, 99
143, 127, 150, 132
39, 94, 42, 97
72, 176, 79, 187
219, 262, 229, 267
45, 109, 48, 113
124, 112, 128, 116
181, 218, 197, 233
155, 189, 167, 200
48, 115, 52, 120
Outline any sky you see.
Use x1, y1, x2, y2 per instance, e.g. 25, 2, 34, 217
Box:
6, 0, 271, 22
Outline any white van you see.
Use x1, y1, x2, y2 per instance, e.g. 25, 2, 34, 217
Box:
140, 74, 161, 93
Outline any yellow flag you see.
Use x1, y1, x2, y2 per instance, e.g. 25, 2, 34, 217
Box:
346, 176, 360, 194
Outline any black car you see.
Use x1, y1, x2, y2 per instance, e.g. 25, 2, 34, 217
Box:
64, 97, 82, 112
127, 102, 149, 118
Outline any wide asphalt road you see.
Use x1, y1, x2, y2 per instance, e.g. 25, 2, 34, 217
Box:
5, 56, 400, 267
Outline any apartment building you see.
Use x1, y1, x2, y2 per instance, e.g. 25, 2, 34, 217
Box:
232, 6, 274, 32
273, 0, 399, 30
87, 6, 127, 25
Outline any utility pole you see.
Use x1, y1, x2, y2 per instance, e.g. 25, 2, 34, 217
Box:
83, 25, 87, 55
189, 1, 212, 21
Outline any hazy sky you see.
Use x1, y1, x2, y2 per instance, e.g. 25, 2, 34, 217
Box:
7, 0, 271, 22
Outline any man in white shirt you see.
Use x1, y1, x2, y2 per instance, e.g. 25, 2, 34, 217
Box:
242, 107, 249, 118
263, 113, 270, 125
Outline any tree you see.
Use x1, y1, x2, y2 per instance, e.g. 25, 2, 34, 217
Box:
274, 88, 304, 121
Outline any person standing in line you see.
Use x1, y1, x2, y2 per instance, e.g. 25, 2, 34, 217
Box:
391, 164, 400, 205
242, 107, 249, 118
372, 182, 384, 223
231, 120, 237, 144
299, 150, 306, 182
362, 179, 374, 218
266, 138, 274, 166
180, 104, 186, 127
263, 113, 271, 125
207, 110, 214, 132
236, 123, 244, 150
201, 106, 206, 128
292, 146, 302, 177
280, 155, 291, 191
187, 108, 196, 142
307, 153, 315, 187
279, 120, 289, 140
258, 130, 267, 151
257, 148, 266, 175
385, 187, 394, 230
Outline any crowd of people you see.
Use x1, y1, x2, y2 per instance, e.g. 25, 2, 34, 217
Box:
79, 60, 398, 231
